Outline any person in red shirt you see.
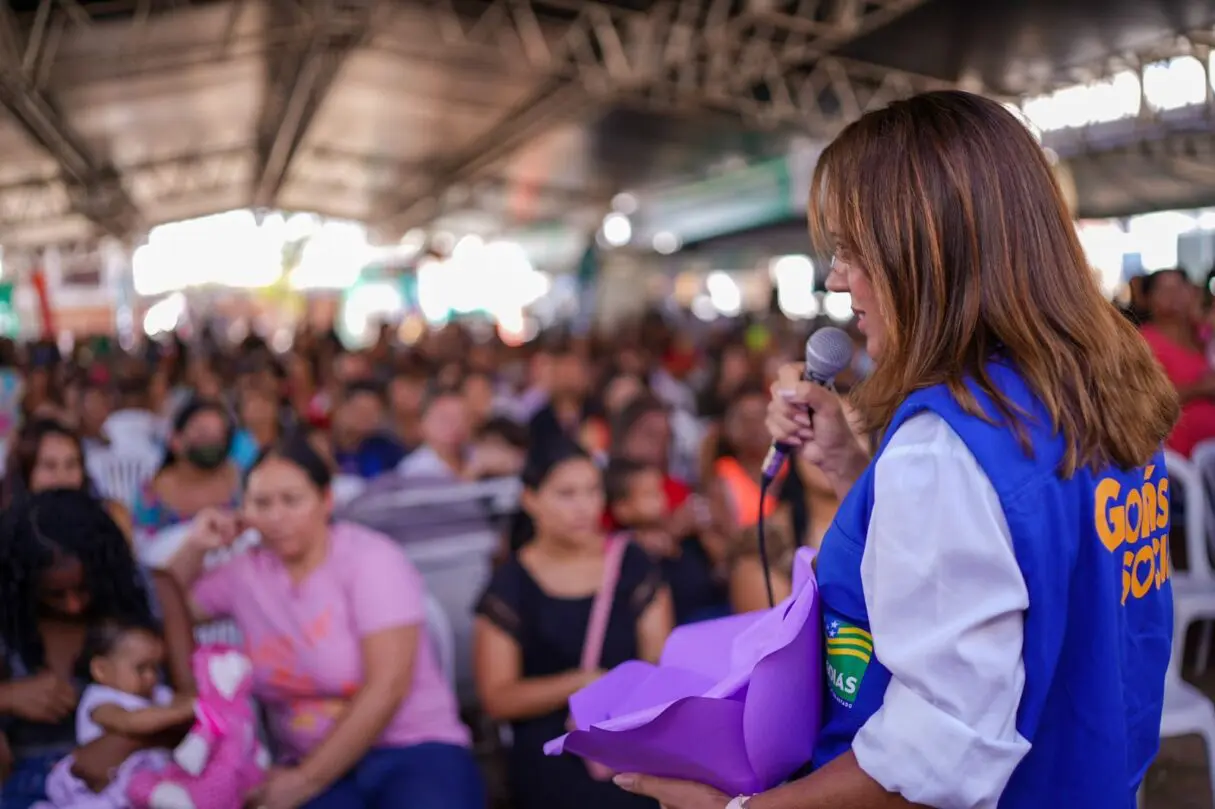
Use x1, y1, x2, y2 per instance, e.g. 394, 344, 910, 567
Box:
1139, 268, 1215, 457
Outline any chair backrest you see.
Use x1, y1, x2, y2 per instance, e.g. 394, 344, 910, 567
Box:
1163, 449, 1212, 581
337, 476, 511, 704
1185, 440, 1215, 576
1164, 650, 1185, 693
88, 444, 161, 510
331, 474, 366, 507
338, 475, 520, 542
137, 522, 193, 569
103, 410, 167, 448
424, 592, 457, 685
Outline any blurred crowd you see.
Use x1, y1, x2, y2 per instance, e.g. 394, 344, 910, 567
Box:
0, 311, 872, 809
1126, 268, 1215, 460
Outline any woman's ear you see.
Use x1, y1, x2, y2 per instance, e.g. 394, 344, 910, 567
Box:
235, 501, 256, 537
322, 486, 335, 519
519, 487, 538, 519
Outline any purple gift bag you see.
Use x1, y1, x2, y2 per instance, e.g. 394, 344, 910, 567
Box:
545, 547, 823, 795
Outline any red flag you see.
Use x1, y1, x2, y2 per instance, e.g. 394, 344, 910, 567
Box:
30, 266, 55, 338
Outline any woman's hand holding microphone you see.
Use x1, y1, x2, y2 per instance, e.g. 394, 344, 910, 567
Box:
766, 363, 870, 498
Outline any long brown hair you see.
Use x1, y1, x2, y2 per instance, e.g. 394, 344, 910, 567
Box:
4, 418, 88, 507
809, 91, 1178, 474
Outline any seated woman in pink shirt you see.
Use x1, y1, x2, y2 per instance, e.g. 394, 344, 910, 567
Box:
165, 435, 483, 809
1138, 268, 1215, 457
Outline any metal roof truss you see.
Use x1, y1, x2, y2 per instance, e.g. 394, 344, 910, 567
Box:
5, 0, 1215, 250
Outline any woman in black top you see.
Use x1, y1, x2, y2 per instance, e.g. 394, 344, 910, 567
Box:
474, 441, 674, 809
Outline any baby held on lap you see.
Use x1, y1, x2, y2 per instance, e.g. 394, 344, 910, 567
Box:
34, 620, 195, 809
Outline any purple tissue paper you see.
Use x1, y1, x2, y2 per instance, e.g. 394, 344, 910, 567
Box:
545, 547, 822, 796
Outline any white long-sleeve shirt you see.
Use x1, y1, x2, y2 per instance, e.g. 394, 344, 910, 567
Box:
851, 411, 1032, 809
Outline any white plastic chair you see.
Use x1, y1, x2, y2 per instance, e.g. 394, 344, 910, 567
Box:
102, 410, 167, 449
87, 443, 161, 510
424, 593, 457, 685
403, 530, 499, 701
137, 522, 193, 570
330, 474, 367, 507
339, 477, 515, 704
1163, 449, 1215, 672
1160, 658, 1215, 804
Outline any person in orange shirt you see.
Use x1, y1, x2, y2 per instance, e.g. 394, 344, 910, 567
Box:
702, 386, 800, 534
705, 383, 867, 613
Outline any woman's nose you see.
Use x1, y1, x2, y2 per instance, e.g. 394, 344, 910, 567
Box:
825, 265, 849, 293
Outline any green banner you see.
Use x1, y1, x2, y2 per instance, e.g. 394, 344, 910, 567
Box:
639, 141, 826, 245
643, 158, 794, 243
0, 283, 18, 337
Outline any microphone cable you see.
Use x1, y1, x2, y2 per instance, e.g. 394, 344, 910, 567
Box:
751, 325, 854, 611
757, 475, 777, 608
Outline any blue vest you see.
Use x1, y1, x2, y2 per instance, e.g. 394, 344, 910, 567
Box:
813, 364, 1173, 808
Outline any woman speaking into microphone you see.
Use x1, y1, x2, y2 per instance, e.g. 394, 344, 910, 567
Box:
614, 91, 1178, 809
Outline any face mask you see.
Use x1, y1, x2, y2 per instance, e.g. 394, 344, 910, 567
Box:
184, 442, 228, 470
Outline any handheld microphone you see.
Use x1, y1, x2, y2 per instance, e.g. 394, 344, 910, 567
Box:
760, 326, 855, 484
755, 326, 854, 608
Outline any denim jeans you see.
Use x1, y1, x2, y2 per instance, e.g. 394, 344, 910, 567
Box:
302, 743, 485, 809
0, 752, 62, 809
